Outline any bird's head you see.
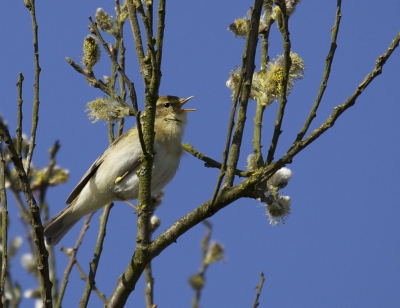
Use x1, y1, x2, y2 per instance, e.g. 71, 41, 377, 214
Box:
155, 95, 196, 125
153, 95, 196, 142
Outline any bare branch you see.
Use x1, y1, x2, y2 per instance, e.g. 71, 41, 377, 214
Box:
266, 2, 292, 165
0, 122, 53, 308
295, 0, 342, 142
24, 0, 41, 177
15, 73, 24, 158
225, 1, 263, 186
182, 143, 251, 177
88, 17, 139, 112
80, 203, 113, 307
56, 214, 93, 308
281, 31, 400, 177
0, 137, 8, 304
252, 272, 265, 308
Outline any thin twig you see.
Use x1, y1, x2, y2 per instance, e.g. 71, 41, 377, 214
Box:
3, 181, 31, 236
24, 0, 41, 177
209, 76, 243, 207
144, 261, 155, 308
116, 0, 127, 137
56, 214, 94, 308
254, 7, 274, 167
182, 143, 251, 177
0, 137, 8, 306
155, 0, 166, 75
224, 1, 263, 186
66, 57, 108, 91
260, 5, 274, 71
135, 5, 155, 77
266, 2, 291, 165
108, 121, 115, 144
145, 2, 154, 37
88, 18, 146, 158
89, 17, 138, 112
37, 141, 60, 302
251, 272, 265, 308
143, 195, 163, 308
0, 122, 53, 308
5, 271, 19, 307
0, 117, 31, 225
191, 221, 212, 308
15, 73, 24, 158
80, 203, 113, 308
109, 1, 124, 94
106, 29, 400, 308
280, 31, 400, 175
294, 0, 342, 143
253, 101, 267, 168
118, 36, 127, 103
60, 249, 107, 304
38, 141, 60, 209
4, 177, 35, 256
66, 58, 135, 119
135, 111, 148, 158
126, 0, 145, 65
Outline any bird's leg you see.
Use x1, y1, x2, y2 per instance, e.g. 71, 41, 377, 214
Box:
119, 198, 138, 213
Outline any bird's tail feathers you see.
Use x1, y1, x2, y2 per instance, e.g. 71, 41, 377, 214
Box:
43, 201, 80, 246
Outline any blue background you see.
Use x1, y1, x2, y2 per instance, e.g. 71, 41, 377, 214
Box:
1, 1, 399, 307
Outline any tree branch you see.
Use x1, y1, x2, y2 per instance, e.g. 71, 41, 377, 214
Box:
80, 203, 113, 308
0, 122, 52, 308
56, 214, 93, 308
294, 0, 342, 143
251, 272, 265, 308
277, 31, 400, 178
15, 73, 24, 158
266, 2, 291, 165
0, 137, 8, 306
182, 143, 251, 177
225, 0, 263, 186
88, 17, 139, 112
24, 0, 41, 177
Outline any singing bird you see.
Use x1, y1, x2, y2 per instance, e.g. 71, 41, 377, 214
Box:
43, 95, 195, 245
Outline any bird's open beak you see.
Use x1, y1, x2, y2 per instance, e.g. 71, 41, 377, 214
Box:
179, 95, 197, 113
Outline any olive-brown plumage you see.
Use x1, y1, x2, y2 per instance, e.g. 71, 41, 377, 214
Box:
43, 95, 195, 245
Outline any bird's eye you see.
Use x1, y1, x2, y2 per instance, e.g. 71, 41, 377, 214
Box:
163, 103, 170, 108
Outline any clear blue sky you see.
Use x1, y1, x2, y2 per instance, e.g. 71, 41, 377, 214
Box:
1, 1, 400, 307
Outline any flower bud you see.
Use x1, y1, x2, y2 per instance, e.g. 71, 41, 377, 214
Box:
246, 154, 258, 172
268, 167, 293, 189
86, 97, 134, 123
265, 195, 291, 226
8, 236, 23, 259
150, 215, 161, 232
95, 8, 113, 32
204, 241, 224, 265
228, 17, 249, 37
82, 35, 100, 71
21, 253, 37, 273
189, 274, 205, 291
23, 289, 41, 299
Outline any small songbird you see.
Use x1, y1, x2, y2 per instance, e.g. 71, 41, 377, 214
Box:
43, 95, 195, 245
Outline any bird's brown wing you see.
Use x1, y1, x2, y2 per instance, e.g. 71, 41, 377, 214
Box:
65, 129, 133, 204
65, 154, 106, 204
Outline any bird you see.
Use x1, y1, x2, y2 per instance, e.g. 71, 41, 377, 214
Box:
43, 95, 196, 245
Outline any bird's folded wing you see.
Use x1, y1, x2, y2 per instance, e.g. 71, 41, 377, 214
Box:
65, 154, 106, 204
65, 128, 134, 204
